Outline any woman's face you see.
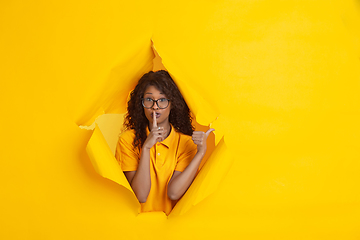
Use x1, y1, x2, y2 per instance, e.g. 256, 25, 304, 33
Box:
143, 85, 171, 127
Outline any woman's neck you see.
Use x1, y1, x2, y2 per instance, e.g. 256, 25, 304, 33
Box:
163, 122, 171, 139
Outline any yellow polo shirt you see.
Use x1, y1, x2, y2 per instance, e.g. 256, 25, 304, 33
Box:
115, 126, 197, 215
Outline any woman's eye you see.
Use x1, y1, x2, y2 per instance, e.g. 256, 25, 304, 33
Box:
145, 98, 153, 102
158, 98, 166, 102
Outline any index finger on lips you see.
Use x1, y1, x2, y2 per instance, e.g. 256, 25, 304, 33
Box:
152, 110, 157, 128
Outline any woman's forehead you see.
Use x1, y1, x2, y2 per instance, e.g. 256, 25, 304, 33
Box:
144, 85, 165, 95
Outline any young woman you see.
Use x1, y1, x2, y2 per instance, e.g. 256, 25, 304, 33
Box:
115, 70, 214, 215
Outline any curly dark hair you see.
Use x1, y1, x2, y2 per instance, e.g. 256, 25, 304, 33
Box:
124, 70, 194, 149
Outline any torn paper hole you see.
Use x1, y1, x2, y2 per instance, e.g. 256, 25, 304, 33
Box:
83, 44, 233, 216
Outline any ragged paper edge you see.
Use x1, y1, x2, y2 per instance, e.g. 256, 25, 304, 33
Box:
152, 39, 220, 126
79, 114, 102, 130
76, 39, 154, 128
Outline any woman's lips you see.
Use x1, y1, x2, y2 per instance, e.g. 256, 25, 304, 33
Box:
151, 112, 161, 118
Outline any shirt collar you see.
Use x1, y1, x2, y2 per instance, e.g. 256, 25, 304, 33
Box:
146, 124, 175, 148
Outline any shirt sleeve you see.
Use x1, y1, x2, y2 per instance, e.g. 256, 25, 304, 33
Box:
115, 131, 139, 172
175, 137, 197, 172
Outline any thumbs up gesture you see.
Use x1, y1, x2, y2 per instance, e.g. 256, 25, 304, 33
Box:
192, 128, 215, 155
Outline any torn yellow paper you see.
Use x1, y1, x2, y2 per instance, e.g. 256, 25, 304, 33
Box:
86, 124, 140, 211
86, 111, 219, 216
82, 41, 225, 215
169, 137, 233, 217
75, 40, 154, 127
153, 43, 220, 126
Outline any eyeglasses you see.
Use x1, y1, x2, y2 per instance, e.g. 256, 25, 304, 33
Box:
141, 98, 170, 109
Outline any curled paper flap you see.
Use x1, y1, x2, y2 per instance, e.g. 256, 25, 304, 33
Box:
169, 137, 233, 217
86, 124, 140, 211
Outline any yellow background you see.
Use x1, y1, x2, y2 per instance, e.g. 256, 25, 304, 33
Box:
1, 0, 360, 239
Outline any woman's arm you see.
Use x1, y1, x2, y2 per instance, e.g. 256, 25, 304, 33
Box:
125, 113, 166, 203
124, 148, 151, 203
167, 128, 214, 201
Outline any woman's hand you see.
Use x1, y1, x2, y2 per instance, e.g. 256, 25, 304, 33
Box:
143, 112, 167, 150
192, 128, 215, 155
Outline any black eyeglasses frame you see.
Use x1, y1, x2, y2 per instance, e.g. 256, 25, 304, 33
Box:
141, 98, 171, 109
